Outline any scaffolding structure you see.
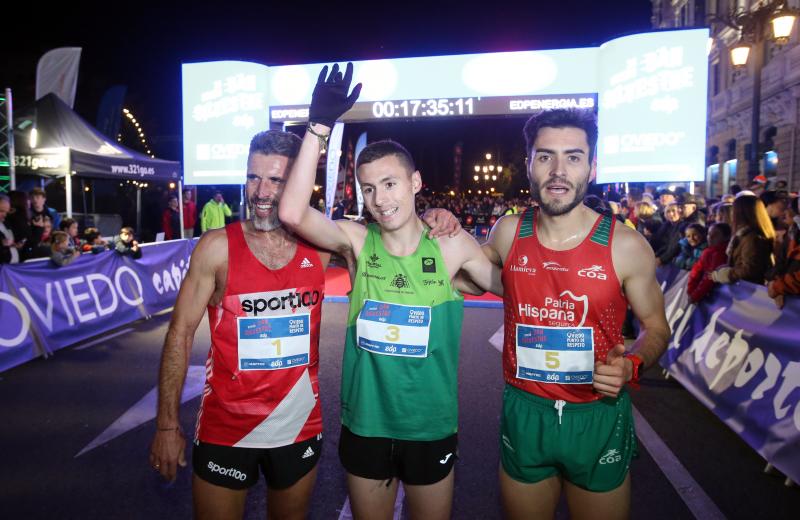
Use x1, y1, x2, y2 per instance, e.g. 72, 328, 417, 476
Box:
0, 88, 14, 193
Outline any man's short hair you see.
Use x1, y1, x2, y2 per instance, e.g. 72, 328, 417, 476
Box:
60, 218, 77, 231
120, 226, 135, 235
0, 193, 9, 205
523, 109, 598, 162
760, 190, 786, 207
249, 130, 302, 159
710, 222, 732, 240
356, 140, 416, 174
30, 187, 46, 198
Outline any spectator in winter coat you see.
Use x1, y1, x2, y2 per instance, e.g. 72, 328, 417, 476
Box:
654, 202, 683, 266
673, 223, 707, 270
767, 196, 800, 309
113, 226, 142, 259
182, 189, 197, 238
50, 231, 80, 267
29, 187, 61, 230
687, 223, 731, 303
162, 195, 181, 240
712, 194, 775, 285
81, 227, 109, 254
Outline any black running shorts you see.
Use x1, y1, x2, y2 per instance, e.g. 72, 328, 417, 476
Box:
193, 434, 322, 490
338, 426, 457, 485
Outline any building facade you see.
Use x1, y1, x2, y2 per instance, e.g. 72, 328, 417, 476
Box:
652, 0, 800, 195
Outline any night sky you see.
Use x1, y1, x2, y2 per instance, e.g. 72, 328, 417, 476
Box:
5, 0, 654, 189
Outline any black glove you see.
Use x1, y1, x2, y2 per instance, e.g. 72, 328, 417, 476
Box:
308, 62, 362, 128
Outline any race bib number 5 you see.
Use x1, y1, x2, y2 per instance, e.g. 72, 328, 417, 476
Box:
515, 324, 594, 384
356, 300, 431, 358
237, 314, 310, 370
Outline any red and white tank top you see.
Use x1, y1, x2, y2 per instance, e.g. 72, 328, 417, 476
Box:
196, 222, 325, 448
502, 208, 627, 403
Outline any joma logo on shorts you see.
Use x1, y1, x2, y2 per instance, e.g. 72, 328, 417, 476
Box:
598, 449, 621, 465
207, 461, 247, 481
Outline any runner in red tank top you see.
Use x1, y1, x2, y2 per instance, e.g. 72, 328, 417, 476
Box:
148, 128, 460, 519
481, 109, 670, 519
149, 130, 331, 519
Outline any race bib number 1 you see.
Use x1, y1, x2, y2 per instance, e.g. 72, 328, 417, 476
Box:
356, 300, 431, 358
237, 314, 311, 370
515, 324, 594, 384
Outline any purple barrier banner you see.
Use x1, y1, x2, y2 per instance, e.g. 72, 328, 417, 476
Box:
659, 268, 800, 484
0, 240, 196, 372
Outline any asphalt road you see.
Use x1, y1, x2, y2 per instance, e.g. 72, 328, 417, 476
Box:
1, 302, 797, 519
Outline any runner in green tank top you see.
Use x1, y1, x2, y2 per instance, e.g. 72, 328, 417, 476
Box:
279, 63, 502, 520
342, 223, 465, 441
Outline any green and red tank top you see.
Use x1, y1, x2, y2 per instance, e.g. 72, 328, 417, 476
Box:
502, 208, 627, 403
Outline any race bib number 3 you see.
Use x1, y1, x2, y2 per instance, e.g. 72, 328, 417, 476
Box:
237, 314, 311, 370
515, 324, 594, 384
356, 300, 431, 358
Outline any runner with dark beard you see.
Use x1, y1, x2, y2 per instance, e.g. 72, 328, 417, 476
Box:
481, 109, 670, 519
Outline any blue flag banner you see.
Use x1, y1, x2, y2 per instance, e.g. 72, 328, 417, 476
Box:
658, 267, 800, 484
0, 240, 196, 372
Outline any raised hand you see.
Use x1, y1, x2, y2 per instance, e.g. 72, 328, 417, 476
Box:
309, 63, 362, 129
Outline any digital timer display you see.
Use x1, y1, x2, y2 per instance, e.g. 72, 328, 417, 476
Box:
372, 98, 475, 118
269, 94, 597, 123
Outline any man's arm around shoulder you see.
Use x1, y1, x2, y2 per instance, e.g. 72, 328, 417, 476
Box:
443, 230, 503, 296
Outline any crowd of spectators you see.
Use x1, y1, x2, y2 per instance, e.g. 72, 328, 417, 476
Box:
589, 181, 798, 309
3, 179, 798, 310
0, 188, 144, 267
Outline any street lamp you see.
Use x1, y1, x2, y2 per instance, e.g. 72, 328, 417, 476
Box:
473, 152, 504, 191
714, 1, 798, 180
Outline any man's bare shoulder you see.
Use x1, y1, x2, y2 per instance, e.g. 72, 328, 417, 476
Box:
190, 228, 228, 269
494, 213, 522, 230
612, 220, 655, 275
486, 213, 522, 258
613, 220, 651, 253
436, 228, 481, 257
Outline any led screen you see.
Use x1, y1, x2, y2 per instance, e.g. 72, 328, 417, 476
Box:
182, 61, 269, 185
181, 29, 708, 185
597, 28, 709, 183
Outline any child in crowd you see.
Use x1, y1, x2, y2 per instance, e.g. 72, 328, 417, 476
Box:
81, 227, 109, 254
687, 222, 731, 303
674, 223, 707, 270
60, 218, 80, 250
29, 216, 54, 259
50, 231, 80, 267
113, 226, 142, 259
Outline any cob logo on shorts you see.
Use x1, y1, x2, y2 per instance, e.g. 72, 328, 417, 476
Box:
598, 449, 622, 465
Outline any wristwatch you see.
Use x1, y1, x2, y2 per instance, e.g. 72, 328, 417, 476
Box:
625, 353, 645, 385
